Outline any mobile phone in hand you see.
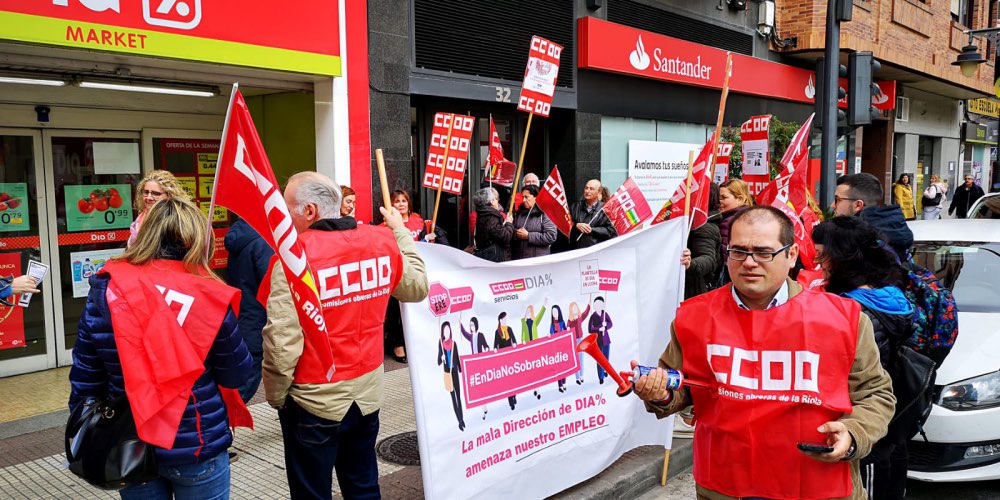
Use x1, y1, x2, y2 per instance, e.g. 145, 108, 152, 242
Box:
797, 442, 835, 453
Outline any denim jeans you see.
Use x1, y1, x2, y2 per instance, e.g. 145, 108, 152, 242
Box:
278, 399, 380, 500
119, 451, 230, 500
596, 343, 610, 382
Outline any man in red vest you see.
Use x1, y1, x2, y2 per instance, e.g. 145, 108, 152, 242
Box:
263, 172, 428, 499
633, 206, 895, 499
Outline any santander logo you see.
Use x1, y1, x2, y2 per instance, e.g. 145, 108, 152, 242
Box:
629, 35, 650, 71
805, 75, 815, 100
872, 83, 889, 105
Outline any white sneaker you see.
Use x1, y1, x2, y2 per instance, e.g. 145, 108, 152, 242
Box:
673, 418, 695, 438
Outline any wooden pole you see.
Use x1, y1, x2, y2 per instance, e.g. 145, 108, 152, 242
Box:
508, 113, 534, 217
707, 53, 734, 171
430, 113, 456, 233
660, 449, 671, 486
375, 149, 392, 210
683, 149, 696, 220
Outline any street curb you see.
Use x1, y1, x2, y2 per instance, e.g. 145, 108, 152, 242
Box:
550, 438, 694, 500
0, 410, 67, 440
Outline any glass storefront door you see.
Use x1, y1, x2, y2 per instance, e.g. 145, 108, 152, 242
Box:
42, 131, 142, 366
0, 130, 56, 377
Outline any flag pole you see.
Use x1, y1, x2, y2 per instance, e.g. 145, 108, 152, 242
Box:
430, 113, 456, 234
508, 113, 534, 217
206, 82, 239, 261
661, 449, 671, 486
688, 53, 734, 233
375, 148, 392, 210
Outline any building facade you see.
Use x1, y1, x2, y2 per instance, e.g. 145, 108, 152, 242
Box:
0, 1, 371, 377
776, 0, 998, 199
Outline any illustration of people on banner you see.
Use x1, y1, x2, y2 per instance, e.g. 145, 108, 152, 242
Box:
401, 219, 684, 500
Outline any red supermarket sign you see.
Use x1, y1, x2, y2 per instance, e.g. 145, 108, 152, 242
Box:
0, 1, 341, 75
578, 17, 895, 110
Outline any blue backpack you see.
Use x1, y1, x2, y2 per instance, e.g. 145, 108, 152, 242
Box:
902, 258, 959, 367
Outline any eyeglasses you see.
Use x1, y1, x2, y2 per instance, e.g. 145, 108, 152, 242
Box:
833, 195, 860, 204
141, 189, 164, 197
726, 243, 794, 263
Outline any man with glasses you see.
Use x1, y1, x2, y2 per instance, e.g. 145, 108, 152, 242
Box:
632, 206, 895, 499
948, 174, 985, 219
833, 173, 913, 260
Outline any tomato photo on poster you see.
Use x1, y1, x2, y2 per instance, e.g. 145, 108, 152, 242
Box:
0, 252, 26, 350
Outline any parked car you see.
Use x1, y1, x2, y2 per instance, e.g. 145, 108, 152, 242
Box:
906, 219, 1000, 482
969, 192, 1000, 219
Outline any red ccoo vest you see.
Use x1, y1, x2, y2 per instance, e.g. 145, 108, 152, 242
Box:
676, 285, 860, 499
101, 259, 252, 449
292, 224, 403, 384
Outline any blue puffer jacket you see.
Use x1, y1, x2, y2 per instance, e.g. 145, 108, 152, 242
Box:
68, 273, 252, 466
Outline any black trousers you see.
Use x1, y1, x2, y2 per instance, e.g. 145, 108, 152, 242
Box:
278, 400, 380, 500
859, 441, 908, 500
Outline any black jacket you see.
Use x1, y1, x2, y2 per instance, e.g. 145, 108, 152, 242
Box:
685, 215, 721, 299
949, 183, 986, 219
474, 207, 514, 262
569, 199, 616, 249
224, 219, 275, 358
858, 205, 913, 260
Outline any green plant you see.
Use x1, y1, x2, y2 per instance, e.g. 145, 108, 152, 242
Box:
721, 116, 803, 181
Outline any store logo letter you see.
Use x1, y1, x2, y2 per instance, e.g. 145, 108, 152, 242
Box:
629, 35, 650, 71
53, 0, 121, 13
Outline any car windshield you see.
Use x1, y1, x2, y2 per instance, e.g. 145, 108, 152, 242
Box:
971, 194, 1000, 219
912, 242, 1000, 313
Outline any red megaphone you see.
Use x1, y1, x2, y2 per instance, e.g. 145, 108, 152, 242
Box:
577, 333, 633, 397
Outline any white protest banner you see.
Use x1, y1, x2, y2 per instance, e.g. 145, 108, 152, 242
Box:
627, 139, 703, 211
401, 220, 686, 500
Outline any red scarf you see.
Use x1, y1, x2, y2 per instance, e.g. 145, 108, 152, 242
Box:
102, 260, 253, 450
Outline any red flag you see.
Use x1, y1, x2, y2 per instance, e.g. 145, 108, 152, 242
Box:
755, 114, 817, 269
422, 113, 475, 195
484, 117, 515, 187
602, 178, 653, 236
665, 137, 715, 229
212, 87, 336, 381
535, 166, 573, 237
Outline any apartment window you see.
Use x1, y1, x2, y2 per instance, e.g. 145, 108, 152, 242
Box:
952, 0, 975, 27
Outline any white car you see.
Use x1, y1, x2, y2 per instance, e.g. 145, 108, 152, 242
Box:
906, 219, 1000, 482
969, 192, 1000, 219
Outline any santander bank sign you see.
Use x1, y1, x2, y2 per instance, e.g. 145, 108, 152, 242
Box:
629, 34, 712, 81
579, 17, 896, 109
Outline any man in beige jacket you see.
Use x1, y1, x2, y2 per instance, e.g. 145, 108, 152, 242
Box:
262, 172, 428, 499
633, 206, 895, 499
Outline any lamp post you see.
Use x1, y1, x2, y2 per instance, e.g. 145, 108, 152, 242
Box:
953, 28, 1000, 192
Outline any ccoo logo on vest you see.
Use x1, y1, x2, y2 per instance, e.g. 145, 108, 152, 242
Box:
316, 257, 394, 307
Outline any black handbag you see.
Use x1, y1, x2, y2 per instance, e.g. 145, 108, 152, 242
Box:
65, 395, 159, 490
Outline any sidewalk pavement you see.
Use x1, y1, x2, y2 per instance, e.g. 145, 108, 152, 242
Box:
0, 361, 692, 499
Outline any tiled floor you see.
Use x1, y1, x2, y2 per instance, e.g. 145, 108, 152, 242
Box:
0, 367, 72, 423
0, 362, 424, 499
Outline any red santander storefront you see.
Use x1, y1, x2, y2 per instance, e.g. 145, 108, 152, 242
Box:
576, 17, 895, 195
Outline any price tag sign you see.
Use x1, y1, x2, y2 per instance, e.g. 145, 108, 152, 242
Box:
198, 153, 218, 174
65, 184, 133, 232
198, 177, 214, 199
0, 183, 30, 233
176, 176, 198, 199
199, 201, 229, 223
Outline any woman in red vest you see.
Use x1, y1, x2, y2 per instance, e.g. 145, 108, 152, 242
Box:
70, 198, 252, 499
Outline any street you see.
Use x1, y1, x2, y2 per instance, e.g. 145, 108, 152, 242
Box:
640, 474, 1000, 499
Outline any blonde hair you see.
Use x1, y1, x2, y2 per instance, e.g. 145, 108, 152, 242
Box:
118, 198, 217, 279
720, 179, 755, 208
929, 174, 941, 184
134, 170, 190, 212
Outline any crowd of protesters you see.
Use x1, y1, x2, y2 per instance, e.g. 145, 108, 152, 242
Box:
58, 162, 980, 500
